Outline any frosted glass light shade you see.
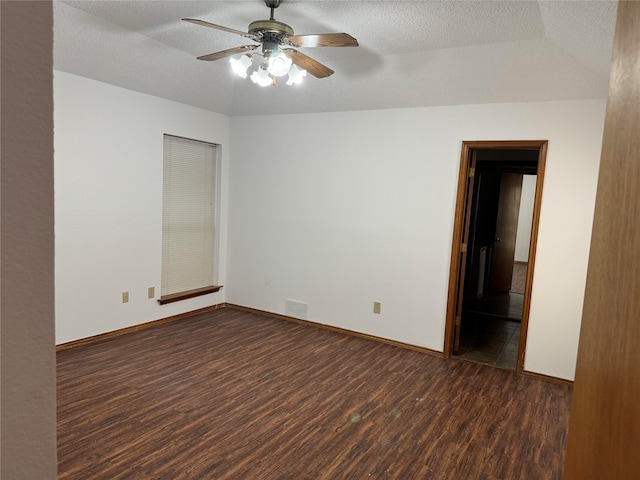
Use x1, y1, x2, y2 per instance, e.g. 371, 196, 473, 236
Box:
267, 52, 293, 77
286, 64, 307, 85
229, 54, 252, 78
250, 66, 273, 87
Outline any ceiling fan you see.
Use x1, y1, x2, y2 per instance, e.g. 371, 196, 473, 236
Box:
183, 0, 358, 86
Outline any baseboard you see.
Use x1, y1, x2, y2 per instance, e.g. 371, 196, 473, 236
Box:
56, 303, 571, 386
56, 302, 443, 358
522, 369, 573, 386
55, 303, 226, 351
225, 303, 444, 358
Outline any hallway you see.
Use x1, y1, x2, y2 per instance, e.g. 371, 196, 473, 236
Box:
455, 263, 527, 370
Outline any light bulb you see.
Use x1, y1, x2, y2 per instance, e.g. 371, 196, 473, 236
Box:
229, 54, 252, 79
267, 52, 293, 77
286, 64, 307, 85
250, 66, 274, 87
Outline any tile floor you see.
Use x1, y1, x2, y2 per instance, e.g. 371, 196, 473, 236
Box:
465, 292, 524, 321
456, 315, 521, 369
454, 263, 527, 370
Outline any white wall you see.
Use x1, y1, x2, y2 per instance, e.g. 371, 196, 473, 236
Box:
228, 100, 606, 381
54, 72, 605, 380
54, 71, 230, 344
514, 174, 537, 263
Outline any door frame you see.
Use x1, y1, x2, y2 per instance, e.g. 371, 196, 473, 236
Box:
443, 140, 547, 373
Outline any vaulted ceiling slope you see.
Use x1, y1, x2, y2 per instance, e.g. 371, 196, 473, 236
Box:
54, 1, 617, 116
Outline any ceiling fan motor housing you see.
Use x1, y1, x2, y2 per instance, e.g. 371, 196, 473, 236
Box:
249, 20, 294, 56
249, 20, 294, 37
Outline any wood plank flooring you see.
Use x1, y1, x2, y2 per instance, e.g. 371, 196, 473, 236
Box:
57, 308, 572, 479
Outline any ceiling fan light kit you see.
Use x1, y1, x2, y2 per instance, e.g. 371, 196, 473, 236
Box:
183, 0, 358, 87
267, 51, 293, 77
250, 64, 275, 87
229, 54, 253, 79
285, 64, 307, 86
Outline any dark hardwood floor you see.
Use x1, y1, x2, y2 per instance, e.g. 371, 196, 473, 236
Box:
57, 307, 572, 479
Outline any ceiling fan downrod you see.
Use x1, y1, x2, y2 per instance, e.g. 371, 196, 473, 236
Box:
249, 0, 293, 41
265, 0, 281, 21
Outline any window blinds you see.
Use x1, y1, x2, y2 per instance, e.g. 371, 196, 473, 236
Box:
161, 135, 217, 297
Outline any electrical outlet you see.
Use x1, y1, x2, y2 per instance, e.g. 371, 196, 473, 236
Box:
122, 291, 129, 303
148, 286, 155, 299
373, 301, 381, 314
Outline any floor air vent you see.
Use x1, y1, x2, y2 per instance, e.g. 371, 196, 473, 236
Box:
286, 300, 308, 320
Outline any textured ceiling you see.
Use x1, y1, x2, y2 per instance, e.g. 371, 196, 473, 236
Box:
54, 1, 617, 116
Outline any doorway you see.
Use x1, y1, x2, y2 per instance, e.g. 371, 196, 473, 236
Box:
444, 141, 547, 373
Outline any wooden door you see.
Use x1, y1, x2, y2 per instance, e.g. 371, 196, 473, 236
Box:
453, 152, 477, 352
488, 173, 523, 293
564, 2, 640, 477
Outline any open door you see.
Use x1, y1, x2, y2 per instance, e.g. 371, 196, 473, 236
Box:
444, 141, 547, 374
488, 173, 523, 294
452, 152, 477, 352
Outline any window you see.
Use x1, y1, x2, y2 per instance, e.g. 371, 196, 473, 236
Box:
160, 134, 220, 304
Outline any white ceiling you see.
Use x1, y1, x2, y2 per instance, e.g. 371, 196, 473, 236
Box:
54, 1, 617, 116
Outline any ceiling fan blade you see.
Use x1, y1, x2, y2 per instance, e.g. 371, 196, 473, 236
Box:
287, 33, 358, 48
197, 45, 258, 62
283, 49, 334, 78
182, 18, 260, 42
